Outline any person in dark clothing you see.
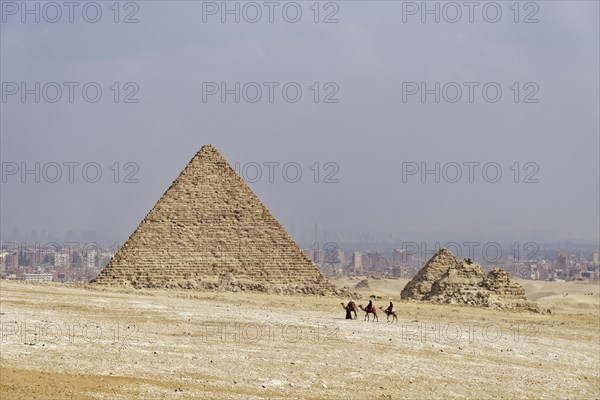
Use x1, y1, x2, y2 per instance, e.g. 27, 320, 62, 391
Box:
349, 301, 357, 319
386, 302, 394, 314
366, 300, 373, 313
383, 301, 398, 322
342, 300, 357, 319
345, 305, 352, 319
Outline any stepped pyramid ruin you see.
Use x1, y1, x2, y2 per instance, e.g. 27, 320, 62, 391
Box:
401, 248, 460, 301
92, 144, 339, 295
401, 248, 538, 310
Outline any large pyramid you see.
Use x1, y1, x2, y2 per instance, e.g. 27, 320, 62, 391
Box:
92, 145, 338, 295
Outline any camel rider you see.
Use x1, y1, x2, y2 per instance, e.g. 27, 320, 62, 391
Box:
386, 302, 394, 314
366, 300, 373, 312
347, 300, 356, 311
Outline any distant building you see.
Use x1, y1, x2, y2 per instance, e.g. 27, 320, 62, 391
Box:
86, 250, 97, 269
593, 252, 599, 264
4, 251, 19, 272
352, 251, 362, 273
393, 248, 406, 265
528, 263, 539, 280
363, 252, 390, 273
0, 251, 7, 272
24, 273, 53, 282
582, 270, 599, 280
55, 253, 69, 268
330, 249, 344, 266
556, 251, 567, 269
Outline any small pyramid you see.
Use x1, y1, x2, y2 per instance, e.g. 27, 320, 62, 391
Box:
483, 268, 527, 300
92, 145, 337, 295
401, 248, 534, 310
400, 248, 458, 300
425, 258, 486, 302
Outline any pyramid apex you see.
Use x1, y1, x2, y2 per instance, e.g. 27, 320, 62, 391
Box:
432, 247, 456, 258
194, 144, 228, 165
199, 144, 219, 154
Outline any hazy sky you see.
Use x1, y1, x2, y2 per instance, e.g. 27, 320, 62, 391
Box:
1, 1, 598, 246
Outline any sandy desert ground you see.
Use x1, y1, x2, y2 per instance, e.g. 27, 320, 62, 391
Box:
1, 278, 598, 399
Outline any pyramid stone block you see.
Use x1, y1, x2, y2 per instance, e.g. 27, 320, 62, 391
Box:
92, 145, 338, 295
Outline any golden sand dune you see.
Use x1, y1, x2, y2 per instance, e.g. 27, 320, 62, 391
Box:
518, 279, 600, 310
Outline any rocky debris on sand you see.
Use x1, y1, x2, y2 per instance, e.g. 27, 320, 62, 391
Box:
355, 279, 370, 289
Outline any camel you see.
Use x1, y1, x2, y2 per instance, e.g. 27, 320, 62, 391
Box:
379, 306, 398, 323
358, 305, 378, 321
341, 302, 358, 319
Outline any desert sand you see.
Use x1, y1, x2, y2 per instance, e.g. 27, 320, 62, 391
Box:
0, 278, 598, 399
